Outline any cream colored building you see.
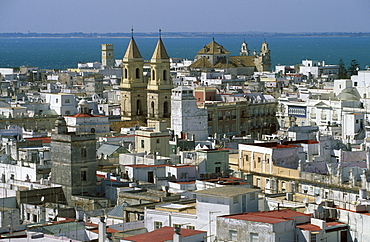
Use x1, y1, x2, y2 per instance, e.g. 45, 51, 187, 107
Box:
135, 121, 170, 157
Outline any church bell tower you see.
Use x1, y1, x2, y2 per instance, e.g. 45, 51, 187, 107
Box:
120, 30, 147, 121
147, 30, 173, 124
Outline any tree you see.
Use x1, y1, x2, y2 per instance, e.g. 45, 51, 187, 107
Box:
347, 59, 360, 77
338, 58, 347, 79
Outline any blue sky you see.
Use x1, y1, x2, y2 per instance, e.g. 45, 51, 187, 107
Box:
1, 0, 369, 33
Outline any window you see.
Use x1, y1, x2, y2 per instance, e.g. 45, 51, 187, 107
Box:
250, 233, 259, 242
56, 98, 58, 103
152, 70, 156, 80
310, 233, 317, 242
136, 68, 140, 79
124, 68, 128, 78
233, 196, 238, 204
229, 230, 237, 241
258, 157, 261, 163
250, 193, 255, 201
163, 70, 167, 80
154, 221, 162, 230
141, 140, 144, 148
81, 170, 87, 181
65, 110, 70, 115
245, 155, 249, 161
27, 213, 30, 221
173, 224, 181, 228
282, 181, 286, 193
65, 99, 70, 103
81, 147, 87, 159
156, 139, 160, 144
354, 82, 358, 87
186, 225, 195, 230
33, 214, 37, 222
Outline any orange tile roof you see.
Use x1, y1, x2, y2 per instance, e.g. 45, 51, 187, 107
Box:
25, 137, 51, 143
296, 223, 322, 231
221, 209, 311, 224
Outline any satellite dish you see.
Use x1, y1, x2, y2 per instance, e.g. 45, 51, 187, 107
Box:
302, 197, 307, 204
315, 196, 322, 205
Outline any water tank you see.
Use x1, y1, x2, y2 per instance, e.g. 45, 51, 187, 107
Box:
359, 189, 367, 199
286, 192, 293, 201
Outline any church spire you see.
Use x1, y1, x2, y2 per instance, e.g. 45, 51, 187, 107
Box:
151, 30, 169, 61
123, 29, 142, 60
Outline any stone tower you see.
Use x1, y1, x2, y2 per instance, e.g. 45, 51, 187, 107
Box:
147, 34, 173, 124
51, 117, 97, 205
240, 40, 249, 56
254, 41, 271, 72
171, 86, 208, 141
101, 44, 114, 68
120, 36, 147, 121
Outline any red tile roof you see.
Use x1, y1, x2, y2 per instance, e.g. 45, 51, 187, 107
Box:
123, 226, 206, 242
66, 113, 106, 118
25, 137, 51, 143
296, 223, 322, 232
221, 209, 311, 224
126, 164, 168, 168
326, 221, 344, 227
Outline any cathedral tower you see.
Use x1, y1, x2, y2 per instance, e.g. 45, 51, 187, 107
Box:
120, 34, 147, 121
147, 32, 173, 124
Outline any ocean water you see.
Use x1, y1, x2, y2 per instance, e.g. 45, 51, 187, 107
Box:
0, 37, 369, 70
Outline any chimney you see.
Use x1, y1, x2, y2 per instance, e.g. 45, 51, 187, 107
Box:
173, 227, 182, 242
98, 217, 106, 242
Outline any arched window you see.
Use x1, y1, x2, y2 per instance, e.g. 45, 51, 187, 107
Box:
163, 101, 169, 118
124, 68, 128, 78
136, 99, 141, 115
151, 101, 155, 117
152, 70, 156, 80
91, 128, 96, 133
136, 68, 140, 79
163, 70, 167, 81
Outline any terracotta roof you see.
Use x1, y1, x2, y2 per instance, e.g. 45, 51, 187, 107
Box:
196, 39, 230, 55
25, 137, 51, 143
151, 38, 169, 60
123, 226, 206, 242
126, 164, 168, 168
221, 209, 311, 224
66, 113, 105, 118
296, 223, 322, 231
124, 38, 142, 59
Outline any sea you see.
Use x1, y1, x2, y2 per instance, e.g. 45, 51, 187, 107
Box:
0, 37, 369, 70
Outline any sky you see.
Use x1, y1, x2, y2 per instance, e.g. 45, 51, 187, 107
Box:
0, 0, 369, 34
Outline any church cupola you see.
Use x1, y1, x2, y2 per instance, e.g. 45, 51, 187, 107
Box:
240, 40, 249, 56
260, 41, 270, 56
78, 98, 89, 114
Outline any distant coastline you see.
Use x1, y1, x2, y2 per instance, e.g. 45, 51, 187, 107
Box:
0, 32, 369, 39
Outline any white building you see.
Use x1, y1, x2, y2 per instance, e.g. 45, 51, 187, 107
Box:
44, 93, 77, 116
145, 186, 261, 242
64, 99, 110, 135
171, 86, 208, 141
